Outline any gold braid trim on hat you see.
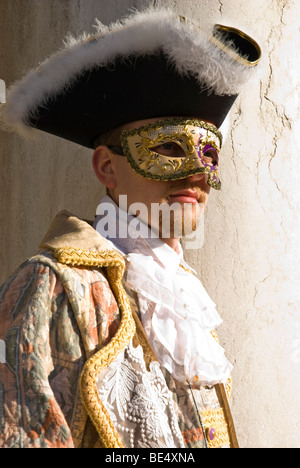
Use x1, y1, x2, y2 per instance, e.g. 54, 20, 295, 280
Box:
54, 247, 136, 448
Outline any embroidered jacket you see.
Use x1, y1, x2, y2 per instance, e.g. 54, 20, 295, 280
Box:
0, 211, 238, 448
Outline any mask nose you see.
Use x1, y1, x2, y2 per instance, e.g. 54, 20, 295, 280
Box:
186, 173, 209, 184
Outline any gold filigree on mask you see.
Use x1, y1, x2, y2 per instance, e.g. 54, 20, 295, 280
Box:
121, 118, 222, 190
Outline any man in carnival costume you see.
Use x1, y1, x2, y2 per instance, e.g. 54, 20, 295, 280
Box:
0, 7, 260, 448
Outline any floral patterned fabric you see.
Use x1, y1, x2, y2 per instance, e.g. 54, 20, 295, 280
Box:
0, 251, 120, 448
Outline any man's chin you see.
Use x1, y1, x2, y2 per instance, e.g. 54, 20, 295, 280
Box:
152, 201, 204, 239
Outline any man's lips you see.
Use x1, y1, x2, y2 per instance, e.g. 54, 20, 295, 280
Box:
167, 190, 200, 204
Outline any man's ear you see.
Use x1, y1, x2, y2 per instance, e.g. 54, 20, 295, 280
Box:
92, 146, 117, 188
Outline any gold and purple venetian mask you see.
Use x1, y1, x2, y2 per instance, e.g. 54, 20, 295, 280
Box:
120, 118, 223, 190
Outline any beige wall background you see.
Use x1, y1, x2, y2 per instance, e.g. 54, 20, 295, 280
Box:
1, 0, 300, 448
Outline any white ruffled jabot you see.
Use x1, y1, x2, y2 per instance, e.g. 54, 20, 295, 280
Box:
125, 252, 232, 386
94, 196, 232, 386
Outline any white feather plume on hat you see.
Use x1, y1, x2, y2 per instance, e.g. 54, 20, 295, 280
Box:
0, 7, 261, 145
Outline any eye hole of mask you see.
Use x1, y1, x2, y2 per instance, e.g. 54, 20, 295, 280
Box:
202, 146, 219, 167
150, 141, 187, 158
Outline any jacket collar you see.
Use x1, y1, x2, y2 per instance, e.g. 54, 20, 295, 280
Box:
39, 210, 126, 279
39, 209, 112, 252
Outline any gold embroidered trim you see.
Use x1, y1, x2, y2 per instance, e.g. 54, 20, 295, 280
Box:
53, 247, 136, 448
225, 375, 233, 400
201, 407, 230, 448
54, 247, 125, 279
210, 329, 232, 400
214, 384, 239, 448
179, 264, 194, 275
210, 329, 219, 343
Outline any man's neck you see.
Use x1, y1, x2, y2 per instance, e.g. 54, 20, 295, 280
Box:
107, 192, 182, 255
160, 236, 181, 254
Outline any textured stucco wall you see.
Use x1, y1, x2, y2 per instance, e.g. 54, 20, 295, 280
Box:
1, 0, 300, 448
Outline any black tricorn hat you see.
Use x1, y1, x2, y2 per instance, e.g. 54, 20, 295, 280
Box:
1, 8, 261, 149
